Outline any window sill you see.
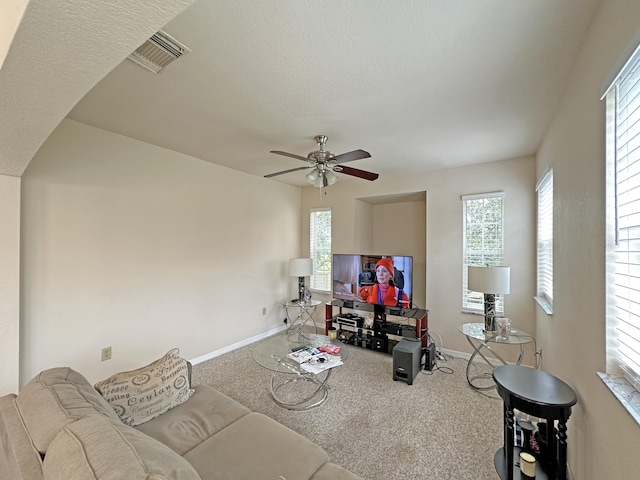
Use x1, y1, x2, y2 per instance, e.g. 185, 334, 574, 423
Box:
461, 309, 505, 316
309, 289, 330, 296
597, 372, 640, 426
534, 296, 553, 315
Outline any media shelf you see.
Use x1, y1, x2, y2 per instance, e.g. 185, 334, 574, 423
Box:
325, 299, 429, 353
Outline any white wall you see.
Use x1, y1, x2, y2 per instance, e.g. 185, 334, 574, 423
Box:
0, 174, 20, 394
300, 156, 536, 358
535, 1, 640, 479
0, 0, 27, 69
20, 119, 300, 385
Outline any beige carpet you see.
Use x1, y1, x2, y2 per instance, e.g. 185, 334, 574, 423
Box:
192, 335, 503, 480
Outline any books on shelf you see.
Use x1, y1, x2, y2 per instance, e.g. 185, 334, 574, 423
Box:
286, 345, 343, 373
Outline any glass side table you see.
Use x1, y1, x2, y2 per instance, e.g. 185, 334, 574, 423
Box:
283, 299, 321, 338
458, 322, 533, 390
252, 333, 347, 410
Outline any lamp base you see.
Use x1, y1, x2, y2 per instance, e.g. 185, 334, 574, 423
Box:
483, 293, 497, 334
483, 315, 497, 334
297, 276, 305, 303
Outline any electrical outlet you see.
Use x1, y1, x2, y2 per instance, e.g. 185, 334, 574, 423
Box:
262, 307, 267, 316
101, 346, 112, 361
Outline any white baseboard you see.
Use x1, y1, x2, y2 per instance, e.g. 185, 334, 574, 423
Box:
191, 338, 503, 367
440, 347, 468, 360
189, 325, 287, 365
440, 347, 506, 367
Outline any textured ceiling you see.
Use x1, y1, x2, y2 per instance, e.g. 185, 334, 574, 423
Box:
0, 0, 196, 177
2, 0, 601, 186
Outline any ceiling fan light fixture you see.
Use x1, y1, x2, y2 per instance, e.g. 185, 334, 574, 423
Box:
305, 167, 338, 188
306, 168, 319, 184
312, 174, 325, 188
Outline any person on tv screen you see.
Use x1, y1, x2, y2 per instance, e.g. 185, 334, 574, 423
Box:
358, 258, 410, 308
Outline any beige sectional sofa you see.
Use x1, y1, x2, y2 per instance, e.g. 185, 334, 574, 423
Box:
0, 367, 363, 480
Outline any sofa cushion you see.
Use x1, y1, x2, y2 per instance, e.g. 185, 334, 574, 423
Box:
311, 462, 364, 480
42, 414, 201, 480
15, 367, 120, 454
135, 385, 250, 455
95, 348, 194, 426
184, 412, 329, 480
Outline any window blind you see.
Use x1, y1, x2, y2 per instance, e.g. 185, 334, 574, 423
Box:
536, 169, 553, 313
462, 192, 505, 313
309, 208, 331, 292
608, 48, 640, 384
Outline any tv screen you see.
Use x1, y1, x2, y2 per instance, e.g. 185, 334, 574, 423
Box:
332, 254, 413, 308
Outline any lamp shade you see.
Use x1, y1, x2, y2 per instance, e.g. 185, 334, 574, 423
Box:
289, 258, 313, 277
468, 266, 510, 294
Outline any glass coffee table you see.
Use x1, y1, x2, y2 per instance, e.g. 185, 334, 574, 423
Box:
252, 333, 347, 410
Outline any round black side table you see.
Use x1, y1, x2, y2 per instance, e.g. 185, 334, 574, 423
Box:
492, 365, 577, 480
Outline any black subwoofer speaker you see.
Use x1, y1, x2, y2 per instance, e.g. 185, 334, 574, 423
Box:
392, 339, 422, 385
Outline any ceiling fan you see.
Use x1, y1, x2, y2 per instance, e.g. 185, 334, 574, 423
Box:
265, 135, 379, 187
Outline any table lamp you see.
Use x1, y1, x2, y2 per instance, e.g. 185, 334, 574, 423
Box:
467, 265, 510, 333
289, 258, 313, 303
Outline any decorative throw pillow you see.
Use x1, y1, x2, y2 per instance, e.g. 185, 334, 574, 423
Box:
95, 348, 194, 426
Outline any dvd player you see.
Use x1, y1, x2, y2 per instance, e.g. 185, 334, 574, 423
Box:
336, 315, 364, 328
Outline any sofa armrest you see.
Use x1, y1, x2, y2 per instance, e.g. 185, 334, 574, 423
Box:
0, 394, 44, 480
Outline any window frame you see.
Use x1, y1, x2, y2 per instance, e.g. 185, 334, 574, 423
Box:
309, 208, 331, 293
604, 41, 640, 396
462, 192, 506, 314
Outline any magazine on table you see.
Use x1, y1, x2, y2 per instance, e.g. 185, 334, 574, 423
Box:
299, 354, 343, 374
286, 345, 343, 373
287, 347, 323, 364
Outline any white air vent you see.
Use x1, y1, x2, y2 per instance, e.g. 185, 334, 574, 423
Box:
127, 30, 190, 73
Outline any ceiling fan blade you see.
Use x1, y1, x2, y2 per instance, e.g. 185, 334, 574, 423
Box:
264, 166, 312, 178
270, 150, 309, 162
338, 165, 379, 181
333, 149, 371, 164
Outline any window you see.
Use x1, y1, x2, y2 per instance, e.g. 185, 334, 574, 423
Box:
309, 208, 331, 292
462, 192, 505, 313
606, 45, 640, 386
535, 169, 553, 314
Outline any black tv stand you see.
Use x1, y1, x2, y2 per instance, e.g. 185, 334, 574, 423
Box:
373, 303, 386, 322
325, 299, 429, 354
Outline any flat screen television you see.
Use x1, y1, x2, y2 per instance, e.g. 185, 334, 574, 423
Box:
332, 254, 413, 309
